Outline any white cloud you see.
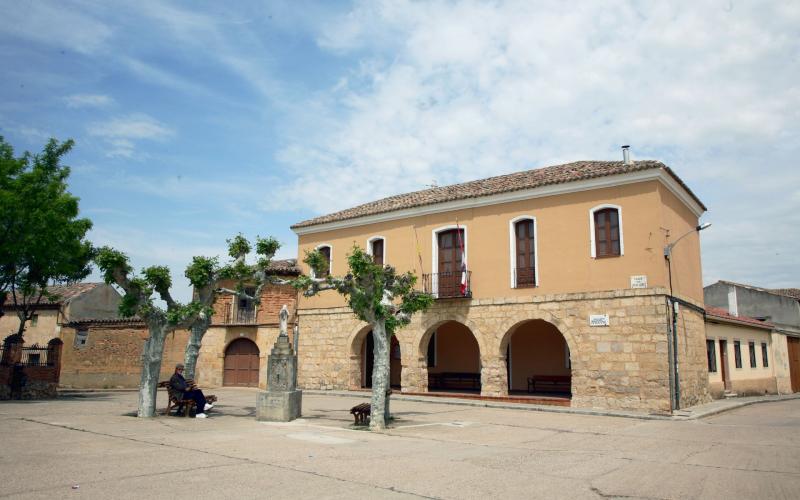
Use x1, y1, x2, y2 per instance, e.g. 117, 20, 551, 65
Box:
267, 0, 800, 287
64, 94, 114, 108
87, 113, 174, 157
0, 2, 111, 54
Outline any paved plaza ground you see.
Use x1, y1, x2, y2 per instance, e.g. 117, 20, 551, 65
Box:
1, 388, 799, 499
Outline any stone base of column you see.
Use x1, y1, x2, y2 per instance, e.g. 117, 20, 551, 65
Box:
256, 390, 302, 422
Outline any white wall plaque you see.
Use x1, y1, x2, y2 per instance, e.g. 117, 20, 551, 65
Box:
630, 275, 648, 288
589, 314, 610, 327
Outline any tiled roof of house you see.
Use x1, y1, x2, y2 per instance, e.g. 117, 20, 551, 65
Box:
3, 282, 103, 306
268, 259, 301, 275
769, 288, 800, 300
705, 306, 774, 329
292, 160, 705, 229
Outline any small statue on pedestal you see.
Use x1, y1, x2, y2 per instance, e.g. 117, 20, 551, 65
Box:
256, 305, 302, 421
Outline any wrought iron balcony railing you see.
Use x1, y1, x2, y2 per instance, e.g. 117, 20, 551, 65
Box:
219, 303, 257, 325
421, 271, 472, 299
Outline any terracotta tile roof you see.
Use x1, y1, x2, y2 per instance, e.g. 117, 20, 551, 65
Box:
705, 306, 774, 329
292, 160, 705, 229
3, 282, 103, 306
67, 317, 144, 327
267, 259, 301, 275
768, 288, 800, 300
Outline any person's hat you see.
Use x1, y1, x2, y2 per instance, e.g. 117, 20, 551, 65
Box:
175, 363, 184, 370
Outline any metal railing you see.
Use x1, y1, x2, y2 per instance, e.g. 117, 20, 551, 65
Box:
512, 267, 537, 288
219, 303, 257, 325
421, 271, 472, 299
20, 345, 52, 366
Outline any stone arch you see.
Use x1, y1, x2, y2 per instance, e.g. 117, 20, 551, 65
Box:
498, 317, 573, 397
417, 318, 483, 393
346, 324, 371, 389
497, 312, 577, 364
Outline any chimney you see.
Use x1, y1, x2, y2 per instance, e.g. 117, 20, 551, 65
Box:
622, 145, 631, 165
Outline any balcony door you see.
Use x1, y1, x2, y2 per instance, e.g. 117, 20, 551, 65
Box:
438, 229, 464, 298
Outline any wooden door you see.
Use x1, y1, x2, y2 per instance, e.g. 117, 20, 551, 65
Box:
223, 338, 260, 387
438, 229, 463, 297
788, 337, 800, 393
719, 339, 730, 391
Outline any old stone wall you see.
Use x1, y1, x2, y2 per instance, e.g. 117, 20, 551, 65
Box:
60, 322, 189, 388
675, 305, 712, 408
297, 288, 711, 413
194, 325, 283, 389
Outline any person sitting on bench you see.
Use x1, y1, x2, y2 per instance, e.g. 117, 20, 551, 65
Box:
169, 363, 213, 418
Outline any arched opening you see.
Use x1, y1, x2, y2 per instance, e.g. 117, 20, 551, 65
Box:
223, 338, 260, 387
503, 319, 571, 397
424, 321, 481, 393
360, 331, 401, 389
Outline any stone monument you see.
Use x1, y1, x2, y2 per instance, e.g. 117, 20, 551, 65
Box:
256, 305, 302, 421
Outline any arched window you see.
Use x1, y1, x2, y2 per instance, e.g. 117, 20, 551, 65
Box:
314, 244, 332, 277
366, 236, 385, 266
509, 216, 538, 288
590, 205, 624, 258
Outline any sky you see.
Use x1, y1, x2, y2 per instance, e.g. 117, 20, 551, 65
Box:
1, 0, 798, 303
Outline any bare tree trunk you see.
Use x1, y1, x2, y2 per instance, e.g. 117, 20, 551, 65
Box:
138, 321, 168, 418
183, 317, 209, 381
369, 319, 391, 430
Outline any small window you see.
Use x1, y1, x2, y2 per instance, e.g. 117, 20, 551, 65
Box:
370, 238, 384, 266
748, 341, 757, 368
734, 341, 742, 369
761, 343, 769, 368
31, 314, 39, 326
706, 339, 717, 373
427, 332, 437, 367
315, 245, 332, 278
74, 330, 89, 348
590, 205, 623, 258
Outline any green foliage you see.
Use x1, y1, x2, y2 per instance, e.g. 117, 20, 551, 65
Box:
297, 245, 433, 330
0, 136, 94, 329
142, 265, 172, 295
227, 233, 251, 259
95, 246, 132, 284
185, 256, 218, 288
303, 249, 329, 277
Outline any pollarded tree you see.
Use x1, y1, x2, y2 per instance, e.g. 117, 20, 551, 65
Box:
0, 136, 93, 335
296, 246, 433, 430
182, 234, 281, 380
95, 248, 216, 417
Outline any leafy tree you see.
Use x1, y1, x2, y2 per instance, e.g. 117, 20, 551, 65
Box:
182, 234, 282, 380
95, 248, 216, 417
0, 136, 93, 336
296, 246, 433, 430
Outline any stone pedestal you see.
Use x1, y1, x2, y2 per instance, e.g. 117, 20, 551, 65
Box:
256, 329, 302, 422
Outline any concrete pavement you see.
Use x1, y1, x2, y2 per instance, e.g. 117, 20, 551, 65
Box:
1, 389, 798, 499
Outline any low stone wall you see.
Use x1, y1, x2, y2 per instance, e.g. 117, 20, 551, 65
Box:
296, 288, 711, 413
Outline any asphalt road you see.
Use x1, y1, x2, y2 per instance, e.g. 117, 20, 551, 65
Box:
1, 388, 798, 499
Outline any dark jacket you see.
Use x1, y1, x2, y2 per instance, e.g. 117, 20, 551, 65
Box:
169, 372, 187, 398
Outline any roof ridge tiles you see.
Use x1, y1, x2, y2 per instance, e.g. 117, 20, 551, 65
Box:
291, 159, 703, 230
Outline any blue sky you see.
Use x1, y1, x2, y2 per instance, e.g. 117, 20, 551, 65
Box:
1, 1, 799, 302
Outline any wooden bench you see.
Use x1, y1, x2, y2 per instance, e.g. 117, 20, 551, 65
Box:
350, 403, 371, 425
428, 372, 481, 391
158, 380, 217, 417
527, 375, 570, 394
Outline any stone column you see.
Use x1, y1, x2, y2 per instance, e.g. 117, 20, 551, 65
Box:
480, 355, 508, 397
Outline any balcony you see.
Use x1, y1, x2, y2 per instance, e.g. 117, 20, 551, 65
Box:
219, 303, 257, 325
422, 271, 472, 299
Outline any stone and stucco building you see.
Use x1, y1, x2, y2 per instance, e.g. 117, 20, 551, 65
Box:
291, 159, 712, 413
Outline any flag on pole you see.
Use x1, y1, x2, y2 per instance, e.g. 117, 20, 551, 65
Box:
456, 220, 467, 296
413, 226, 424, 275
